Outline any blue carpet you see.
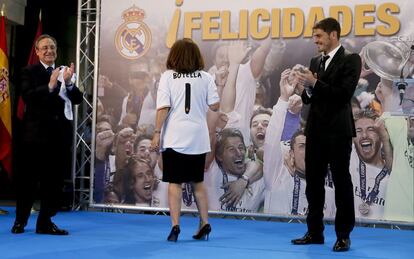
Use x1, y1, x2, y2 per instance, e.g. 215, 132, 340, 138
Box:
0, 207, 413, 258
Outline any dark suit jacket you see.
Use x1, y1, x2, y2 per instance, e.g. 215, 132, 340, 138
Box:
301, 46, 362, 138
21, 63, 83, 147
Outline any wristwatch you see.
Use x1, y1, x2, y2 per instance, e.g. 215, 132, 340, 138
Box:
241, 174, 250, 187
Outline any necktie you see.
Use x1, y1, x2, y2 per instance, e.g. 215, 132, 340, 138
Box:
46, 66, 53, 75
319, 55, 330, 73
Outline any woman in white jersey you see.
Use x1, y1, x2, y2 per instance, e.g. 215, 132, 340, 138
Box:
151, 39, 220, 242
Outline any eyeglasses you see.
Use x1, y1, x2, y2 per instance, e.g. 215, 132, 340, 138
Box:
37, 45, 56, 51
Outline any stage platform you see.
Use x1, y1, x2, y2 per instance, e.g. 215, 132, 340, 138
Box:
0, 207, 413, 258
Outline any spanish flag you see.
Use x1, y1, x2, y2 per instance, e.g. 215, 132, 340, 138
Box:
16, 10, 42, 120
0, 11, 12, 177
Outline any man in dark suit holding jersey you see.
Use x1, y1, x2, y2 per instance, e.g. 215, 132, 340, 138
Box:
291, 18, 362, 252
11, 34, 83, 235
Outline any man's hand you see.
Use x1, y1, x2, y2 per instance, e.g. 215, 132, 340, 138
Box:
216, 112, 229, 131
96, 129, 115, 160
150, 132, 160, 153
296, 69, 317, 89
215, 65, 228, 87
48, 68, 60, 91
288, 94, 303, 114
114, 127, 136, 170
220, 178, 247, 207
279, 69, 296, 101
256, 147, 264, 162
117, 127, 135, 145
63, 63, 75, 85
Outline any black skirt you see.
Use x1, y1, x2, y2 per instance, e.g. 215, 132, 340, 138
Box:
162, 148, 206, 184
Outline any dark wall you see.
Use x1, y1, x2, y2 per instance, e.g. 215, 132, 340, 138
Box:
12, 0, 77, 72
1, 0, 78, 200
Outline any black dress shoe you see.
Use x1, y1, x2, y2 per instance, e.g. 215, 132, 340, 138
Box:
167, 225, 180, 242
192, 224, 211, 241
333, 238, 351, 252
11, 222, 25, 234
291, 232, 324, 245
36, 223, 69, 235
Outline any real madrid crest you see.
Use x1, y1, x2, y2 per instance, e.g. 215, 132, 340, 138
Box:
115, 5, 152, 60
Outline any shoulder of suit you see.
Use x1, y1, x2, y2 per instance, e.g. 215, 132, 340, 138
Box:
343, 50, 362, 63
343, 48, 359, 58
23, 63, 44, 72
343, 48, 352, 56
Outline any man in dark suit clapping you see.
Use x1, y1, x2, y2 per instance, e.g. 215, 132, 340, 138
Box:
11, 34, 83, 235
292, 18, 362, 252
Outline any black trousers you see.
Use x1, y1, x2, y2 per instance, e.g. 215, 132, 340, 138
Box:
305, 134, 355, 239
14, 141, 71, 227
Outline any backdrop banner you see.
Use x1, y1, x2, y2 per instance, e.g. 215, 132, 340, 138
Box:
93, 0, 414, 223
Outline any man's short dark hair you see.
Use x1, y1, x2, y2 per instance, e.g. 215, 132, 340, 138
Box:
215, 128, 246, 163
134, 134, 153, 153
290, 129, 305, 151
313, 17, 341, 40
35, 34, 57, 49
250, 106, 272, 127
124, 157, 154, 204
353, 109, 379, 122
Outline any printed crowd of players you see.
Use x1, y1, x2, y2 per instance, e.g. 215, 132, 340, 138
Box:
94, 35, 414, 223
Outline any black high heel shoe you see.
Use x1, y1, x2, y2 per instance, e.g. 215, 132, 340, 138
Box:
167, 225, 180, 242
192, 224, 211, 240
